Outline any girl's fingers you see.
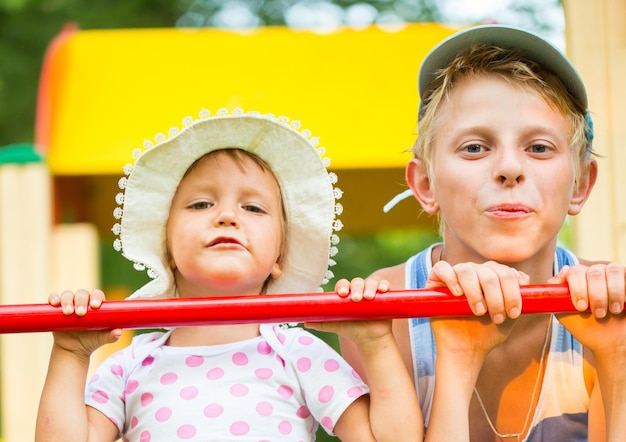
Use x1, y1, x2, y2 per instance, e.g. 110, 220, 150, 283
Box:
53, 289, 106, 316
48, 292, 61, 307
362, 278, 390, 300
73, 289, 91, 316
334, 278, 351, 298
348, 277, 366, 302
90, 288, 105, 309
58, 290, 76, 315
334, 277, 391, 302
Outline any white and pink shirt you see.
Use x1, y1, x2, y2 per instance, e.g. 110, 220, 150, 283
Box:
85, 324, 369, 441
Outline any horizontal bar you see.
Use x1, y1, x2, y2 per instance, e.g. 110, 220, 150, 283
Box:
0, 285, 575, 334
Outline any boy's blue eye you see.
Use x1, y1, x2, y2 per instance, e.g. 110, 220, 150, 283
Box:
464, 144, 483, 153
529, 144, 548, 153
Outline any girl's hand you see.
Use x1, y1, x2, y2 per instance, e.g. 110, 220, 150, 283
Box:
427, 260, 529, 324
334, 277, 391, 302
48, 289, 122, 358
306, 319, 394, 347
309, 277, 393, 344
49, 288, 106, 317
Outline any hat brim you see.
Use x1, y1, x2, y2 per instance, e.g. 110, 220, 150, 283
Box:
118, 112, 336, 299
418, 25, 587, 109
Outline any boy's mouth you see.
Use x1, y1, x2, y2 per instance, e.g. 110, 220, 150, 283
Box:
487, 204, 532, 218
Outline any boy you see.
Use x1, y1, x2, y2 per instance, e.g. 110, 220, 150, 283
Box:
338, 25, 626, 441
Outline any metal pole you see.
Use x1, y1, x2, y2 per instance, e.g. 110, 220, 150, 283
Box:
0, 285, 576, 334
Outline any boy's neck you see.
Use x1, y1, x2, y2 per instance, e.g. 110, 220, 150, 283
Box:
438, 241, 557, 283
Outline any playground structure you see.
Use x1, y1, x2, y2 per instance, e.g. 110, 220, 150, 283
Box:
0, 0, 624, 439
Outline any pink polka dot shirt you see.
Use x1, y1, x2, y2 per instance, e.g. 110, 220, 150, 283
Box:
85, 324, 369, 441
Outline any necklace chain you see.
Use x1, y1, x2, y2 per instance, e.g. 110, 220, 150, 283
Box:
473, 317, 553, 441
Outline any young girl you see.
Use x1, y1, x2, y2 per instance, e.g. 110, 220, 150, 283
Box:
36, 109, 421, 441
338, 25, 626, 441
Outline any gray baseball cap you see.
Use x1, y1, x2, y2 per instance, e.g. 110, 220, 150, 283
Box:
418, 24, 588, 109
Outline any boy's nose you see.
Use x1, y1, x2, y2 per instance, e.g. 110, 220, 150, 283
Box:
495, 150, 524, 186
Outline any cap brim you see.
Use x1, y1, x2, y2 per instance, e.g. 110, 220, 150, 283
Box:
418, 25, 587, 109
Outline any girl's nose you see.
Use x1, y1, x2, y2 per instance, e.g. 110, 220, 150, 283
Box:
215, 209, 239, 227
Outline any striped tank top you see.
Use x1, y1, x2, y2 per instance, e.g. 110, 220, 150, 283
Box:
407, 244, 589, 441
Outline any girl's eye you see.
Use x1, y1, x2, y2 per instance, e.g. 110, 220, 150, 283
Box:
190, 201, 212, 210
243, 204, 265, 214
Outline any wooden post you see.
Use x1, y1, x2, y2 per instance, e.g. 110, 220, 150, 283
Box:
0, 144, 51, 441
563, 0, 626, 261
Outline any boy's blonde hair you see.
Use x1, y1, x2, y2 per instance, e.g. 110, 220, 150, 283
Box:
414, 43, 592, 181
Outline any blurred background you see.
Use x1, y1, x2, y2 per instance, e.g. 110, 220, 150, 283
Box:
0, 0, 565, 285
0, 0, 564, 168
4, 1, 616, 441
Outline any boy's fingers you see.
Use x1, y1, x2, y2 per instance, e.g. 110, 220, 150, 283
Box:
473, 265, 507, 324
499, 267, 523, 320
427, 261, 462, 296
567, 266, 589, 311
586, 265, 608, 317
453, 263, 487, 316
606, 263, 625, 314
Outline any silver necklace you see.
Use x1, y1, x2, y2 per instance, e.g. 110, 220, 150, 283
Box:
473, 317, 553, 441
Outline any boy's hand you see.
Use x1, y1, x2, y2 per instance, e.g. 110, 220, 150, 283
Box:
48, 289, 121, 358
548, 263, 625, 318
427, 260, 529, 324
551, 262, 626, 357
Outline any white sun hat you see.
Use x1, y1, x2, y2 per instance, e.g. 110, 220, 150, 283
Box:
112, 108, 342, 300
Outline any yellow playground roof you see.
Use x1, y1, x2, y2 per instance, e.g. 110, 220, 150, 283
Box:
36, 23, 462, 175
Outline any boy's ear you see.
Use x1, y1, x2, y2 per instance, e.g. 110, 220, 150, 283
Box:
569, 158, 598, 215
406, 158, 439, 215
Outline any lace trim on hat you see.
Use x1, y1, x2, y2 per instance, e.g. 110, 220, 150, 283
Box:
111, 107, 342, 290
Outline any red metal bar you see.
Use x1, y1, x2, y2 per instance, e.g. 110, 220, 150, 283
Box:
0, 285, 575, 334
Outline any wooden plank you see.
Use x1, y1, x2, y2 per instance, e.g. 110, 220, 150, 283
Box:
564, 0, 626, 261
0, 163, 51, 441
